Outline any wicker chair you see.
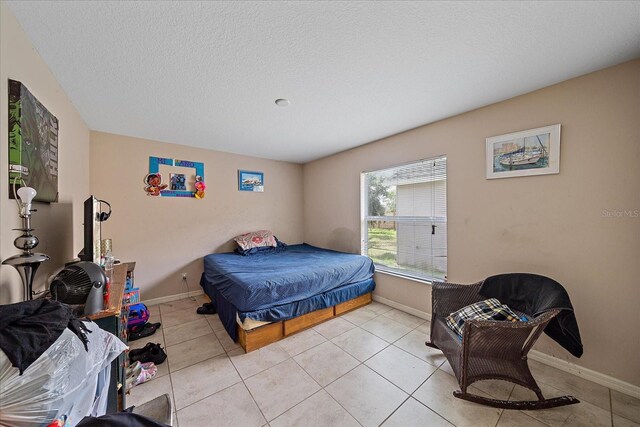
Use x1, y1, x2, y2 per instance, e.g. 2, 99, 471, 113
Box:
426, 281, 580, 409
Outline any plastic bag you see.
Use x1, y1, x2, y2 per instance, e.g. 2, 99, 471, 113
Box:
0, 321, 127, 427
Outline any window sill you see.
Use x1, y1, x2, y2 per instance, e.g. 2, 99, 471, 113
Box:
374, 268, 436, 286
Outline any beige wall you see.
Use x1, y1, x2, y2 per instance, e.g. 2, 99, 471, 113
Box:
2, 0, 637, 385
0, 2, 90, 304
303, 59, 640, 386
90, 132, 304, 301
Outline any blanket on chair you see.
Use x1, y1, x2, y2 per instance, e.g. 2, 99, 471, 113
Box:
479, 273, 583, 358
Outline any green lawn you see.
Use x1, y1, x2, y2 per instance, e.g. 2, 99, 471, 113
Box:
367, 226, 447, 280
366, 227, 398, 267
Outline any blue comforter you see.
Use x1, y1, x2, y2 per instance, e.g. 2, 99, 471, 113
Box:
202, 244, 375, 313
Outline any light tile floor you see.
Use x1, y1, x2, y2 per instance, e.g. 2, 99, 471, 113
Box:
127, 296, 640, 427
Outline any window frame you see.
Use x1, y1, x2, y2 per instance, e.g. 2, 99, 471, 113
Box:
360, 155, 447, 284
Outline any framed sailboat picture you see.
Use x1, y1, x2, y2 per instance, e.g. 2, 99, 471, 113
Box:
486, 124, 561, 179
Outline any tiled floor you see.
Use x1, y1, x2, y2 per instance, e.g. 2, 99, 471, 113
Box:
128, 296, 640, 427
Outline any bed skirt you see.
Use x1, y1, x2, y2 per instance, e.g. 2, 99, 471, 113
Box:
200, 273, 375, 341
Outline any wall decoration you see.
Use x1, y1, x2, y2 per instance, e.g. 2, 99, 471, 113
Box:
194, 176, 206, 199
8, 79, 59, 202
238, 170, 264, 192
144, 173, 167, 196
170, 173, 186, 190
146, 157, 205, 198
486, 124, 561, 179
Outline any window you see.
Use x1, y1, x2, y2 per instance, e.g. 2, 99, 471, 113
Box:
361, 156, 447, 282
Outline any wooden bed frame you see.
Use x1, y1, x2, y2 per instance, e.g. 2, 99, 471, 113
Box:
237, 292, 372, 352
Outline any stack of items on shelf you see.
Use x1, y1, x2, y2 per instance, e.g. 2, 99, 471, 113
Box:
99, 239, 115, 308
122, 265, 140, 306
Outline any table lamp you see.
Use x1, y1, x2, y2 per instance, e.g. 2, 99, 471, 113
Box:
2, 185, 50, 300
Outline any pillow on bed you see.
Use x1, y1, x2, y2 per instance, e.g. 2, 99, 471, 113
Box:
233, 230, 277, 251
235, 238, 287, 256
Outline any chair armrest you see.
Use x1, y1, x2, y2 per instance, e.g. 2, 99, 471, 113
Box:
461, 309, 561, 358
431, 281, 484, 318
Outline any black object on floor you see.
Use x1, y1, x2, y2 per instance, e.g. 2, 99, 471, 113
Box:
196, 303, 216, 315
129, 323, 161, 342
77, 411, 170, 427
129, 343, 167, 365
129, 342, 155, 358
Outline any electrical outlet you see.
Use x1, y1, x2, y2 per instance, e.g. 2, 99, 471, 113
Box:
182, 272, 188, 280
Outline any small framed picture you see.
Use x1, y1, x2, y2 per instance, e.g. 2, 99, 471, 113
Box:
170, 173, 186, 191
238, 170, 264, 192
486, 124, 561, 179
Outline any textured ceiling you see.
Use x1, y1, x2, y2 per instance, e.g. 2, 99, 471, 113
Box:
6, 1, 640, 163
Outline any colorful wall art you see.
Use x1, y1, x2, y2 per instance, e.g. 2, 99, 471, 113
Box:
145, 157, 205, 198
8, 79, 59, 202
238, 170, 264, 192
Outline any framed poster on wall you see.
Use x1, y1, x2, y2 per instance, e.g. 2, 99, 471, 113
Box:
486, 124, 561, 179
8, 79, 59, 202
238, 170, 264, 192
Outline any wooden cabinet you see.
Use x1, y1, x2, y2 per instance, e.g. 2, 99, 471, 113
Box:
88, 262, 131, 413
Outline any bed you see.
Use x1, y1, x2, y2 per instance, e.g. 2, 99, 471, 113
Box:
200, 243, 375, 352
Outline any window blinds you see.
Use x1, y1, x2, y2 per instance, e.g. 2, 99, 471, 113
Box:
361, 156, 447, 282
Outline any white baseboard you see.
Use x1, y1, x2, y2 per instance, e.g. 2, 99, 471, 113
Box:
142, 289, 204, 306
528, 350, 640, 399
373, 295, 432, 321
373, 294, 640, 399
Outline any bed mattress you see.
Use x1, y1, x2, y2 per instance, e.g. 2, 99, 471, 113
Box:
202, 243, 374, 316
200, 243, 375, 340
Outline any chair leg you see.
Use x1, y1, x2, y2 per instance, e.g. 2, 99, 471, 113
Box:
453, 389, 579, 410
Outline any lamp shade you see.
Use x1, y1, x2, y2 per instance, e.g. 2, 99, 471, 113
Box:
17, 186, 37, 204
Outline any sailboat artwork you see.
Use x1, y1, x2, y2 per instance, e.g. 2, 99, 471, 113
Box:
486, 124, 561, 179
497, 134, 548, 169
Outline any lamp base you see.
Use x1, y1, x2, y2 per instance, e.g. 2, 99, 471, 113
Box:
2, 253, 50, 301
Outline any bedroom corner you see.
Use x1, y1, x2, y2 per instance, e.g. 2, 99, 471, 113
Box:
89, 131, 304, 301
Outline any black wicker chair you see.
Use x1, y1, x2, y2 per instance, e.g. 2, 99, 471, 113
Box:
426, 280, 580, 410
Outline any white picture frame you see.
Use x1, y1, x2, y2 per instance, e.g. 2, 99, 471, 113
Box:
486, 124, 561, 179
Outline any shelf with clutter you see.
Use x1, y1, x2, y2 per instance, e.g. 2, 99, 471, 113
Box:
122, 262, 139, 306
